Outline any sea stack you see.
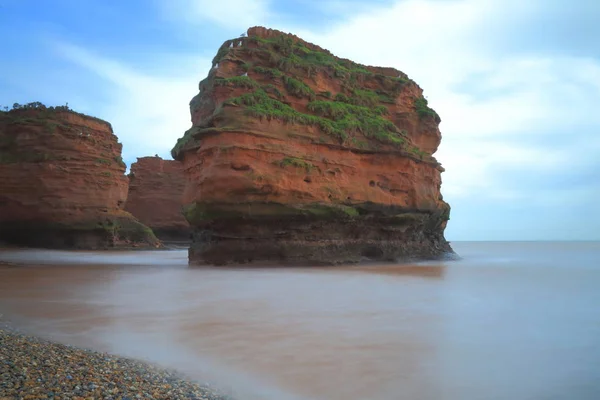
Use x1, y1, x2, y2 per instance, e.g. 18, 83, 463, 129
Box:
172, 27, 453, 265
125, 156, 190, 242
0, 103, 160, 249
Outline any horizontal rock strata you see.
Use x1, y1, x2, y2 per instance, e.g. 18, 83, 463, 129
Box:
173, 27, 453, 265
0, 104, 160, 249
125, 156, 190, 242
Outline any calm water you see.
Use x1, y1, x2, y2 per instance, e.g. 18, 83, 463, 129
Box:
0, 242, 599, 400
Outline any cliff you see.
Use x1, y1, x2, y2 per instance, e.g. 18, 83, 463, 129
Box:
125, 156, 190, 242
0, 103, 160, 249
172, 26, 453, 265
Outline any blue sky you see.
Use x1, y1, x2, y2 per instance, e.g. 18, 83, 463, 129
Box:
1, 0, 598, 241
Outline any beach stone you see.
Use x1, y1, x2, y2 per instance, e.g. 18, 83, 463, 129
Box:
0, 326, 231, 400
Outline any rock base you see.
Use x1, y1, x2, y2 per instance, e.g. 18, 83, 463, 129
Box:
188, 210, 453, 266
0, 216, 160, 250
152, 228, 192, 244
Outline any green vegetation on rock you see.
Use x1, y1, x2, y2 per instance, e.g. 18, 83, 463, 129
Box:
227, 89, 346, 141
214, 76, 260, 89
173, 33, 441, 161
274, 157, 315, 171
262, 84, 283, 99
212, 46, 230, 65
409, 147, 428, 159
113, 155, 126, 168
441, 207, 451, 221
171, 126, 201, 159
387, 213, 427, 226
306, 204, 359, 218
414, 97, 440, 121
183, 201, 360, 224
245, 35, 374, 80
3, 102, 110, 127
0, 152, 53, 164
44, 121, 58, 134
224, 89, 409, 146
347, 89, 380, 107
253, 66, 283, 79
306, 100, 404, 146
99, 216, 158, 244
96, 158, 111, 165
283, 76, 315, 99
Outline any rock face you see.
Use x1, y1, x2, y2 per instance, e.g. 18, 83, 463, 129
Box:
125, 156, 190, 242
172, 27, 453, 265
0, 104, 160, 249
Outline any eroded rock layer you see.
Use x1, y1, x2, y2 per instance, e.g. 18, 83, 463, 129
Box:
0, 104, 160, 249
125, 156, 190, 242
173, 26, 453, 265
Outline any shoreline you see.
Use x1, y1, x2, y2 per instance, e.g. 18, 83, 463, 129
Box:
0, 323, 232, 400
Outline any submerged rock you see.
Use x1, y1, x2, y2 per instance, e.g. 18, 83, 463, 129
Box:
125, 156, 190, 242
0, 103, 160, 249
172, 26, 453, 265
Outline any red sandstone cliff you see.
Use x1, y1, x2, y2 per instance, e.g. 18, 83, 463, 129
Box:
125, 156, 190, 242
0, 103, 160, 249
172, 27, 453, 265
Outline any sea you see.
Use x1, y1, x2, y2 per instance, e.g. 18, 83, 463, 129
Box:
1, 241, 599, 400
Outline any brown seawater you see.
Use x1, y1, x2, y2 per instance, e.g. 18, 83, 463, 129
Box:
1, 242, 599, 400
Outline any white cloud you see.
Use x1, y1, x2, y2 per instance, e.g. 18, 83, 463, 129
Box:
162, 0, 271, 29
53, 42, 208, 164
55, 0, 600, 208
280, 0, 600, 202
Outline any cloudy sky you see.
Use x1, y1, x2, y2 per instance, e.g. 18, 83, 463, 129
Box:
1, 0, 598, 241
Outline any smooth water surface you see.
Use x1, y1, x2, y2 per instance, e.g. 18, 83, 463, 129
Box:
1, 242, 599, 400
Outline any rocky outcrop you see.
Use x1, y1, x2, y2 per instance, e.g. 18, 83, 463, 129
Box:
125, 156, 190, 242
0, 103, 160, 249
172, 27, 453, 265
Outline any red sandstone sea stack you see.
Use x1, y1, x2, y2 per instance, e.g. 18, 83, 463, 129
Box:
0, 103, 160, 249
125, 156, 190, 242
172, 26, 453, 265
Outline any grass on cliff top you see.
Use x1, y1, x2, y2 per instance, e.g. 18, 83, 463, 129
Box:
182, 33, 438, 158
268, 36, 410, 96
214, 34, 409, 98
209, 32, 433, 116
1, 102, 112, 127
252, 35, 372, 78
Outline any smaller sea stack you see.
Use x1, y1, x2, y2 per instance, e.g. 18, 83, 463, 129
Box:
0, 103, 160, 249
125, 156, 190, 242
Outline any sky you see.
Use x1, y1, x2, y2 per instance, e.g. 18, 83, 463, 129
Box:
0, 0, 598, 241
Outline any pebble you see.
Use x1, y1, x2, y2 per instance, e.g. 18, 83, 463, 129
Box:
0, 326, 232, 399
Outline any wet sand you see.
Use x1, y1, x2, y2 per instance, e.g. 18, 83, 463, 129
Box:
1, 242, 599, 400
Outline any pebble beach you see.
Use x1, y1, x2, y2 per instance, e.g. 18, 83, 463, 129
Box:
0, 325, 231, 400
